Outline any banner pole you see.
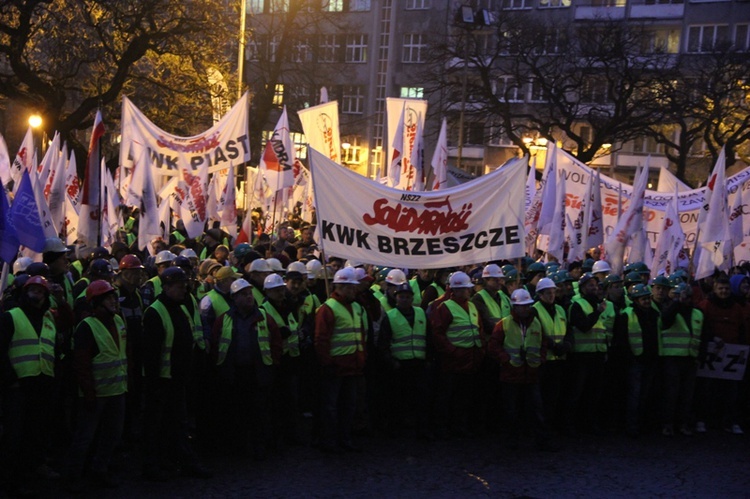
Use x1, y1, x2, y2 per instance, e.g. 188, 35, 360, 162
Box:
308, 146, 330, 300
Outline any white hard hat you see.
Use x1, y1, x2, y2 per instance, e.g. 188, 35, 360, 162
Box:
179, 248, 198, 259
345, 259, 364, 268
155, 250, 176, 265
43, 237, 67, 254
511, 288, 535, 305
482, 264, 505, 279
264, 273, 286, 290
248, 258, 272, 273
230, 278, 252, 295
13, 257, 34, 275
287, 261, 308, 275
449, 271, 473, 289
306, 259, 322, 280
592, 260, 611, 274
353, 267, 369, 282
385, 269, 407, 286
535, 277, 557, 292
266, 257, 284, 273
333, 267, 359, 284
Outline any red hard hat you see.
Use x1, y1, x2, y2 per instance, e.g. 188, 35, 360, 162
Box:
86, 280, 116, 302
119, 254, 144, 270
24, 275, 50, 291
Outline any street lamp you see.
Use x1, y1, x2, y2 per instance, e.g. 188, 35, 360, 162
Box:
28, 114, 42, 129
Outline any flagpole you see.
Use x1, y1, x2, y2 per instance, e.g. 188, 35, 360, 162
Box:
308, 146, 330, 299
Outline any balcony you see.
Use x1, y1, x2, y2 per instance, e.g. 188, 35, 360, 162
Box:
630, 3, 684, 17
575, 4, 626, 19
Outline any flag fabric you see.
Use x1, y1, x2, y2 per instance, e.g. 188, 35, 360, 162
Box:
37, 132, 60, 186
32, 173, 58, 238
537, 143, 558, 237
65, 148, 81, 208
175, 151, 208, 239
206, 173, 221, 223
46, 142, 67, 234
407, 114, 424, 191
63, 195, 79, 245
431, 118, 449, 191
651, 185, 685, 278
10, 127, 35, 193
297, 101, 341, 163
101, 163, 121, 248
260, 106, 296, 192
220, 163, 238, 238
78, 110, 105, 247
8, 170, 47, 252
387, 105, 405, 188
0, 134, 11, 190
729, 179, 749, 249
137, 147, 161, 252
604, 161, 650, 276
0, 188, 19, 263
584, 169, 604, 250
546, 166, 567, 261
525, 157, 537, 214
696, 148, 731, 279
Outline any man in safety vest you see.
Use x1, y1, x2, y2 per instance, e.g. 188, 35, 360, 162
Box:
0, 276, 60, 495
210, 278, 282, 458
200, 266, 240, 348
490, 288, 556, 451
431, 271, 485, 439
659, 282, 705, 437
614, 283, 660, 437
314, 267, 369, 453
139, 249, 176, 309
378, 282, 432, 439
565, 272, 614, 435
141, 267, 211, 481
533, 277, 572, 429
471, 264, 511, 333
65, 280, 128, 491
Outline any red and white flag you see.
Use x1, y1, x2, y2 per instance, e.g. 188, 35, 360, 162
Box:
583, 169, 604, 250
260, 106, 295, 192
10, 127, 35, 194
405, 113, 424, 191
729, 178, 749, 249
696, 148, 730, 279
77, 110, 105, 247
387, 105, 405, 188
65, 147, 81, 208
431, 118, 448, 191
46, 140, 68, 234
174, 151, 208, 239
604, 160, 649, 276
651, 186, 685, 278
220, 163, 238, 238
0, 134, 11, 190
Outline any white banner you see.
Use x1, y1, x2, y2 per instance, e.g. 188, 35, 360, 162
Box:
553, 148, 750, 250
297, 101, 341, 163
697, 343, 749, 381
386, 98, 428, 190
309, 148, 526, 269
119, 92, 250, 177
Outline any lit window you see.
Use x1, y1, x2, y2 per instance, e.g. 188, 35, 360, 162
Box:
270, 0, 288, 12
405, 0, 431, 9
248, 0, 265, 14
341, 86, 364, 114
273, 84, 284, 106
291, 132, 307, 160
641, 29, 680, 54
400, 87, 424, 99
345, 34, 368, 63
402, 34, 426, 63
687, 25, 729, 53
539, 0, 571, 8
322, 0, 343, 12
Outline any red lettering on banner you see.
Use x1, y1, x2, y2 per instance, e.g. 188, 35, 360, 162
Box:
157, 133, 221, 154
363, 196, 472, 235
565, 193, 582, 210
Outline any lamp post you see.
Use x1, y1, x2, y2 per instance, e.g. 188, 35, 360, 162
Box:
28, 113, 47, 157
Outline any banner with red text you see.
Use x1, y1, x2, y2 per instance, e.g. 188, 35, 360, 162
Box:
309, 149, 526, 268
386, 98, 428, 190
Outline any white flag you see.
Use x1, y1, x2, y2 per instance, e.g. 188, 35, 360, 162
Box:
174, 150, 208, 239
63, 195, 79, 245
37, 132, 60, 186
651, 186, 685, 278
604, 160, 650, 276
696, 148, 730, 278
547, 167, 567, 261
407, 114, 424, 191
220, 163, 238, 238
525, 157, 537, 214
65, 148, 81, 208
206, 173, 221, 223
10, 127, 34, 194
0, 134, 11, 189
537, 143, 558, 236
431, 118, 448, 191
584, 169, 604, 250
388, 104, 405, 188
32, 173, 58, 238
47, 141, 68, 234
729, 179, 748, 249
260, 106, 296, 192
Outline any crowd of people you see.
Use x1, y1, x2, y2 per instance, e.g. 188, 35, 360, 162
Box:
1, 216, 749, 496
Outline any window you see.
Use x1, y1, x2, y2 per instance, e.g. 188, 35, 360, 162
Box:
272, 84, 284, 107
503, 0, 530, 9
291, 132, 307, 160
495, 76, 523, 102
405, 0, 431, 9
248, 0, 265, 14
248, 36, 264, 61
539, 0, 571, 7
641, 29, 680, 54
400, 87, 424, 99
318, 34, 340, 62
687, 25, 729, 53
402, 34, 426, 63
735, 24, 750, 51
292, 37, 312, 63
528, 79, 547, 102
488, 125, 514, 146
289, 85, 313, 109
581, 78, 607, 104
463, 123, 485, 145
341, 86, 364, 114
629, 137, 664, 154
345, 34, 368, 63
499, 29, 521, 55
350, 0, 371, 11
542, 28, 564, 54
645, 0, 683, 4
322, 0, 344, 12
270, 0, 288, 12
591, 0, 625, 6
473, 32, 496, 56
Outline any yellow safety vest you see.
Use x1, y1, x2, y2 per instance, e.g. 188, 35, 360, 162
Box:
216, 310, 272, 366
82, 315, 128, 397
324, 298, 366, 357
147, 276, 162, 298
385, 307, 427, 360
569, 296, 612, 353
533, 301, 567, 361
206, 289, 230, 318
300, 292, 321, 325
658, 308, 703, 358
623, 307, 645, 356
8, 308, 56, 378
501, 315, 544, 368
409, 278, 422, 299
262, 301, 300, 357
379, 294, 394, 312
476, 289, 511, 325
147, 299, 199, 378
442, 300, 482, 349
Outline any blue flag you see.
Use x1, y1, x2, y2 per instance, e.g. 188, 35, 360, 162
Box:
8, 170, 46, 253
0, 187, 20, 263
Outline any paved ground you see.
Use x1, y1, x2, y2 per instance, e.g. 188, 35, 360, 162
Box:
28, 428, 750, 498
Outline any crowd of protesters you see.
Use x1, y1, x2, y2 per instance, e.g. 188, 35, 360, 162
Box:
1, 210, 748, 496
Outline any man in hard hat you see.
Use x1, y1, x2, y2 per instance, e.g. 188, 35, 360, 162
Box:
0, 276, 60, 495
381, 269, 408, 312
592, 260, 612, 281
431, 271, 485, 439
314, 267, 369, 453
409, 269, 435, 302
524, 262, 546, 297
210, 278, 282, 458
490, 288, 555, 451
471, 264, 511, 334
140, 250, 176, 309
43, 236, 75, 308
378, 282, 432, 439
245, 258, 272, 305
65, 281, 128, 491
141, 267, 211, 481
200, 266, 241, 349
72, 259, 116, 322
533, 277, 572, 430
420, 268, 450, 310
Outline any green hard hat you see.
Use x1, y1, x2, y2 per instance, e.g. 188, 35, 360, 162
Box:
628, 283, 651, 298
604, 274, 623, 286
651, 275, 673, 288
582, 258, 595, 272
624, 271, 642, 285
